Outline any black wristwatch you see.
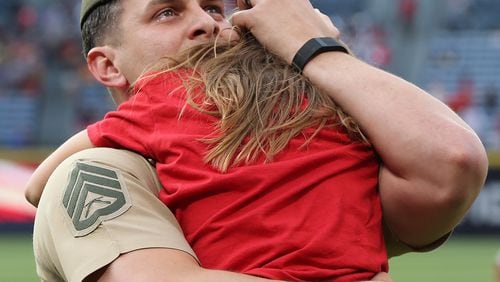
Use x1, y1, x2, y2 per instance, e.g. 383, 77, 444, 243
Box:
292, 37, 349, 72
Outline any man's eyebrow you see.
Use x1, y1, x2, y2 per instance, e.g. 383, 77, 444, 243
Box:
144, 0, 178, 12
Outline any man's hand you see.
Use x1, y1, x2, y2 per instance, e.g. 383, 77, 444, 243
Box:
231, 0, 340, 65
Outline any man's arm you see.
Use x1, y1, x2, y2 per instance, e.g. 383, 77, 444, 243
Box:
85, 248, 284, 282
25, 129, 94, 207
303, 52, 487, 247
32, 146, 390, 282
232, 0, 488, 248
86, 248, 390, 282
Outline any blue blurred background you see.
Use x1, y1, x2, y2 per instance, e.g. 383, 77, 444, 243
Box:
3, 0, 499, 232
0, 0, 499, 149
0, 0, 499, 281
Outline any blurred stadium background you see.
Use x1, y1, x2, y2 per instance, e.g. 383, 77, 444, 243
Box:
0, 0, 499, 281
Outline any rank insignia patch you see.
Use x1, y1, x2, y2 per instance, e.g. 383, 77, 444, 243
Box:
62, 161, 131, 237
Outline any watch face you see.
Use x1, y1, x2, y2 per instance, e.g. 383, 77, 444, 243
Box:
292, 38, 348, 72
317, 38, 341, 47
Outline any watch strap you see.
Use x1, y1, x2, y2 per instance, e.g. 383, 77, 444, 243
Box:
292, 37, 349, 72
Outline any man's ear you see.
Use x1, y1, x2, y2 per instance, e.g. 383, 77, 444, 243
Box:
86, 46, 128, 89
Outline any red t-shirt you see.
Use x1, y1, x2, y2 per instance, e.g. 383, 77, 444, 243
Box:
88, 72, 388, 281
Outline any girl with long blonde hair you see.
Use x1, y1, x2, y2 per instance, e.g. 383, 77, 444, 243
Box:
33, 33, 387, 281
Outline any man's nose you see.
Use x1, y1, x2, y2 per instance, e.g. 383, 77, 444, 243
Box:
188, 11, 220, 40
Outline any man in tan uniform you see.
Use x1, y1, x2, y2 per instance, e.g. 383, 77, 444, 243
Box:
27, 0, 488, 281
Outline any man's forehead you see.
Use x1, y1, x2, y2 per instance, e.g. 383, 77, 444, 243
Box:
140, 0, 232, 8
81, 0, 235, 28
124, 0, 227, 18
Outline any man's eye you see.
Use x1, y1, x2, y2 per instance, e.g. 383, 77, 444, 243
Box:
205, 5, 223, 15
156, 8, 176, 20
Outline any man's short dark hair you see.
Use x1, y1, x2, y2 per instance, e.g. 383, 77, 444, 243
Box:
81, 0, 122, 57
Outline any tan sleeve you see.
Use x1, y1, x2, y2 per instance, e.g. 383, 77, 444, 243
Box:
33, 148, 198, 282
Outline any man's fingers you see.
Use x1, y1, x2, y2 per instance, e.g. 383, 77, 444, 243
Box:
230, 0, 342, 64
230, 10, 252, 32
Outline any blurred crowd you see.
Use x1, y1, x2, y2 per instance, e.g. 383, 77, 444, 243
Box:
0, 0, 113, 146
0, 0, 499, 151
0, 0, 83, 99
424, 0, 500, 149
444, 0, 500, 30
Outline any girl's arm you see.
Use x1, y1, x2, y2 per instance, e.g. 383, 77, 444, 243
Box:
25, 129, 94, 207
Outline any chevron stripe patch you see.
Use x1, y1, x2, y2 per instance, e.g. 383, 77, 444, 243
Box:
62, 161, 131, 237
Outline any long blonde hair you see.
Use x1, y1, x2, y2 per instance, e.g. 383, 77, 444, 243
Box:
146, 33, 366, 172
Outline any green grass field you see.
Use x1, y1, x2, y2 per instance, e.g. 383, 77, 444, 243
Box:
0, 233, 38, 282
0, 234, 498, 281
389, 235, 499, 282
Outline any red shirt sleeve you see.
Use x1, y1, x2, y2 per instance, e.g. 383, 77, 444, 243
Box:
87, 87, 155, 158
87, 70, 203, 161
